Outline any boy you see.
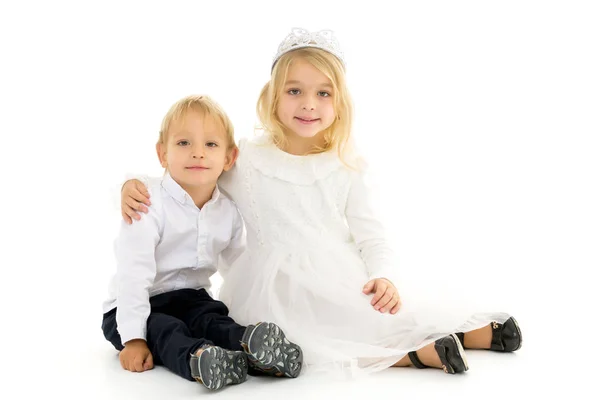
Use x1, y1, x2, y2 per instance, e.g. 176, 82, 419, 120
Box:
101, 95, 303, 390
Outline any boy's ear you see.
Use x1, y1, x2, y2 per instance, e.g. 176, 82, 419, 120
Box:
223, 146, 239, 172
156, 142, 168, 168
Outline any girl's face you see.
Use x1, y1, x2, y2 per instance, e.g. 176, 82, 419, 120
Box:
277, 59, 336, 140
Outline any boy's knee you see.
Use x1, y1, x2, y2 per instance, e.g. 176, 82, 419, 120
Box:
148, 314, 191, 337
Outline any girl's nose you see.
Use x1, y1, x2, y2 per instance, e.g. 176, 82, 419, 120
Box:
302, 96, 316, 111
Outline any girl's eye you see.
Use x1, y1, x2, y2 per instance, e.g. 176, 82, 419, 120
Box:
206, 142, 218, 148
177, 140, 189, 146
288, 89, 301, 95
318, 91, 330, 97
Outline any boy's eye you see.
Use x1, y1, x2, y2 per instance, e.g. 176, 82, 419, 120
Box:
206, 142, 218, 148
318, 91, 330, 97
288, 89, 301, 95
177, 140, 189, 146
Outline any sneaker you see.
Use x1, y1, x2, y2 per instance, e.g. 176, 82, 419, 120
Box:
189, 346, 248, 390
241, 322, 303, 378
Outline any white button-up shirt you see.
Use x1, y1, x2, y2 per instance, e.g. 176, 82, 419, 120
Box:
102, 172, 246, 345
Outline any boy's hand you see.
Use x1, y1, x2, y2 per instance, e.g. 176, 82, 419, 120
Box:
121, 179, 151, 224
120, 339, 154, 372
362, 278, 401, 315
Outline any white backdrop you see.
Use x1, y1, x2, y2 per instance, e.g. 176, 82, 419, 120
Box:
1, 1, 598, 398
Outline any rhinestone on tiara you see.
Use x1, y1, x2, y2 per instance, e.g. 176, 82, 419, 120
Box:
272, 27, 345, 69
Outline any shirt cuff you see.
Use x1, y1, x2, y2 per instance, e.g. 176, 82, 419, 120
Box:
117, 321, 147, 345
368, 264, 397, 285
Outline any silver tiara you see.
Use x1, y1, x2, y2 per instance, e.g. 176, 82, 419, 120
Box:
272, 27, 345, 69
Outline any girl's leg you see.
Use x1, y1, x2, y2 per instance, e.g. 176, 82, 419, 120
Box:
392, 342, 442, 368
392, 335, 468, 374
457, 317, 522, 351
462, 324, 493, 349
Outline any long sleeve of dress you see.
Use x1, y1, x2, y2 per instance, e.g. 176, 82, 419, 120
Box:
345, 170, 397, 282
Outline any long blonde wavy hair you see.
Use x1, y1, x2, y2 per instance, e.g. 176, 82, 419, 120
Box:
256, 47, 357, 167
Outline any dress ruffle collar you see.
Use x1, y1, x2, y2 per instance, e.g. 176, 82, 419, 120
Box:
241, 135, 344, 185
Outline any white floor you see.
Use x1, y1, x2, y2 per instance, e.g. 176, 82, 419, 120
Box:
8, 304, 590, 400
86, 343, 535, 400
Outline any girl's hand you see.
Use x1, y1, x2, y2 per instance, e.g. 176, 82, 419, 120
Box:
120, 339, 154, 372
362, 278, 401, 314
121, 179, 151, 224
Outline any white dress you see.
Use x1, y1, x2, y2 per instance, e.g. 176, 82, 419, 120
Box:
217, 135, 510, 378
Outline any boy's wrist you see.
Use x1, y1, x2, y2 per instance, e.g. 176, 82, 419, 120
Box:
124, 338, 147, 348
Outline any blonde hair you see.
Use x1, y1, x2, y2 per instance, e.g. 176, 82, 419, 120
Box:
159, 95, 236, 149
256, 48, 356, 166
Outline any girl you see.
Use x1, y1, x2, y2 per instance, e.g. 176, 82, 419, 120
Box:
121, 28, 522, 377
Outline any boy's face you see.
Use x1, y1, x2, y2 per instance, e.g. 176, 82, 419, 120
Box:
157, 110, 237, 189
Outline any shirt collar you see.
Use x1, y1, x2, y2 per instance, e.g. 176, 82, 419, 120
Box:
161, 172, 221, 206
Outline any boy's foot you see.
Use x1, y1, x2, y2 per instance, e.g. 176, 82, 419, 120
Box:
189, 346, 248, 391
241, 322, 303, 378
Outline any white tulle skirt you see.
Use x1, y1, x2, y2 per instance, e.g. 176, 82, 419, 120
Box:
218, 239, 511, 378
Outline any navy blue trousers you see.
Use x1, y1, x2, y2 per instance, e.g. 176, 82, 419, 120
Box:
102, 288, 247, 381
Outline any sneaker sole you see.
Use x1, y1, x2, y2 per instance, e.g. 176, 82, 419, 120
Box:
196, 347, 247, 391
246, 322, 303, 378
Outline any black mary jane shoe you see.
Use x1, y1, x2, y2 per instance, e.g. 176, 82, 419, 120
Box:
408, 333, 469, 374
456, 316, 523, 352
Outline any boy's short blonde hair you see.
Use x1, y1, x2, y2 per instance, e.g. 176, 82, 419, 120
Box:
158, 95, 236, 149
